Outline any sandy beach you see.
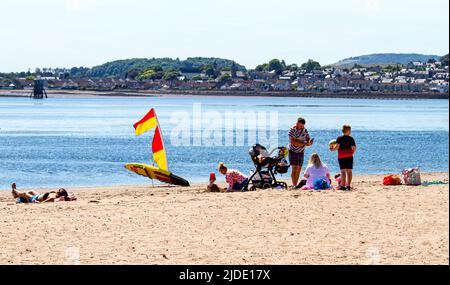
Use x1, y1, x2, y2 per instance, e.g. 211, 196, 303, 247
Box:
0, 173, 448, 265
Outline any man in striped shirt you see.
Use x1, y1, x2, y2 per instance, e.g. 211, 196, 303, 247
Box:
289, 117, 314, 186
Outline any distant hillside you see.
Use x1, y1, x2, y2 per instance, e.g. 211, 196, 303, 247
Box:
81, 57, 246, 78
332, 53, 442, 67
441, 54, 449, 66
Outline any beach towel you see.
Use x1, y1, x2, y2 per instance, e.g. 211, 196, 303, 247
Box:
383, 175, 402, 186
422, 181, 449, 187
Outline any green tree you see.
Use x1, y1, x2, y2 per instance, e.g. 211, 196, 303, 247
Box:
268, 59, 284, 75
383, 65, 402, 73
163, 70, 180, 81
301, 59, 321, 72
231, 62, 238, 78
287, 64, 298, 71
202, 65, 217, 78
218, 74, 232, 84
125, 68, 141, 80
441, 54, 449, 66
151, 65, 164, 73
137, 68, 158, 81
255, 63, 269, 72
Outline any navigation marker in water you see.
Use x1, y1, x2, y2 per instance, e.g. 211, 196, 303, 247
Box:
30, 79, 48, 99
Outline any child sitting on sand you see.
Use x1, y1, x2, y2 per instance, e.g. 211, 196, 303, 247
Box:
207, 173, 226, 193
335, 173, 343, 188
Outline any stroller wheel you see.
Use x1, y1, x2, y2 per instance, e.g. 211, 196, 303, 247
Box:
250, 186, 257, 192
275, 182, 288, 189
263, 183, 272, 189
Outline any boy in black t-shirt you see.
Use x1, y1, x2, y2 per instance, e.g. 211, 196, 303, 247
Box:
330, 125, 357, 190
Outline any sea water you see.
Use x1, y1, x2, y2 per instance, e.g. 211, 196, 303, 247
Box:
0, 96, 448, 189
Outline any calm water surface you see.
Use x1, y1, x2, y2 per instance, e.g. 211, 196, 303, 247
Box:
0, 96, 448, 189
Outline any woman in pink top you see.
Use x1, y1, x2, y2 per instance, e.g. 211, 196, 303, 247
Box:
301, 153, 332, 190
218, 162, 248, 192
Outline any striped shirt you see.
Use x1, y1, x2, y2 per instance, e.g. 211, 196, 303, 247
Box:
289, 126, 310, 153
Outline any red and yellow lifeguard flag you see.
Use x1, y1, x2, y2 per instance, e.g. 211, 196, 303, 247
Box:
152, 126, 168, 171
133, 108, 158, 136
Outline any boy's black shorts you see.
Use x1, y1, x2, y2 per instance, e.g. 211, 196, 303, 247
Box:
339, 157, 354, 170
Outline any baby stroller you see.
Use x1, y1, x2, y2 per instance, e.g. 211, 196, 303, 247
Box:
243, 144, 290, 191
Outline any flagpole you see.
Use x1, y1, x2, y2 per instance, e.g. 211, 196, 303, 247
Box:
153, 110, 169, 171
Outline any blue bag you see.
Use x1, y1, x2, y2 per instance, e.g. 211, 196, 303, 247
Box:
313, 177, 330, 190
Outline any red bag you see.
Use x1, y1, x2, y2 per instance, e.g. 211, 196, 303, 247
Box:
383, 175, 402, 186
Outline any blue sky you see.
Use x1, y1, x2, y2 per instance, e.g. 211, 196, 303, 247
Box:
0, 0, 448, 72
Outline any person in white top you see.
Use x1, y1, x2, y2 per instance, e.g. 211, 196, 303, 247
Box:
300, 153, 332, 190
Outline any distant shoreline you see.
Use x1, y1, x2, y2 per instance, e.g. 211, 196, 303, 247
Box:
0, 89, 449, 100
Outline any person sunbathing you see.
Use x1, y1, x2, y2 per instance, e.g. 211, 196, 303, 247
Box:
11, 183, 69, 203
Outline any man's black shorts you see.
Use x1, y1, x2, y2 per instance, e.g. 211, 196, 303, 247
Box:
289, 151, 305, 167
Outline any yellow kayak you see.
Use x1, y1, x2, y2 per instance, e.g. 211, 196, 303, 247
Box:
125, 163, 190, 187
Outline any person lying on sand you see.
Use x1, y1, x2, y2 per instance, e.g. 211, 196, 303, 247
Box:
11, 183, 69, 203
